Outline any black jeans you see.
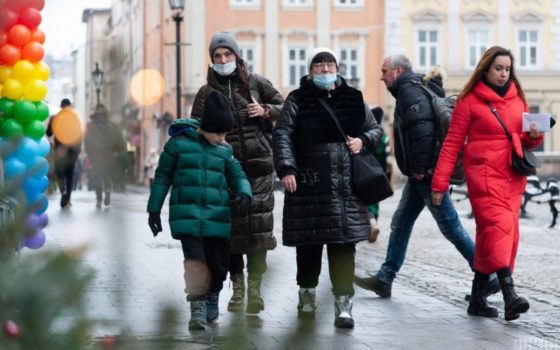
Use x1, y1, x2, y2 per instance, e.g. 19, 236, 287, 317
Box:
54, 148, 79, 201
296, 243, 356, 297
230, 251, 267, 277
180, 236, 230, 300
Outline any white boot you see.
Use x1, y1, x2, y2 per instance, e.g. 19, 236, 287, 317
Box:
297, 288, 316, 319
369, 218, 380, 243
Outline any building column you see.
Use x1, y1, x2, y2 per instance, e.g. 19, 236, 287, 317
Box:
185, 0, 205, 106
497, 0, 510, 46
447, 0, 460, 71
265, 0, 279, 85
316, 0, 330, 47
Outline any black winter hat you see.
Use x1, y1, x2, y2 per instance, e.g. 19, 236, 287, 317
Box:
200, 90, 234, 133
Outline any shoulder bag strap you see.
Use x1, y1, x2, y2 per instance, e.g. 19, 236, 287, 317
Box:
486, 103, 513, 142
318, 98, 348, 142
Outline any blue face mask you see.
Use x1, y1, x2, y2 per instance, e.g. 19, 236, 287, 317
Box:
313, 73, 337, 90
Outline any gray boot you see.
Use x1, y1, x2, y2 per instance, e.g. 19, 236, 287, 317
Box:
227, 274, 245, 312
206, 292, 220, 322
246, 275, 264, 314
297, 288, 317, 319
334, 295, 354, 329
188, 299, 208, 331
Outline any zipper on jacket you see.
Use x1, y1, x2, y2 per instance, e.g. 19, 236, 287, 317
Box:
338, 143, 348, 239
201, 147, 207, 239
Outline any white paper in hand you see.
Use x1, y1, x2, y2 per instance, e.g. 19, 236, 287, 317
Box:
523, 113, 550, 132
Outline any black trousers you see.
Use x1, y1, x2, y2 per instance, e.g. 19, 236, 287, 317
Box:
296, 243, 356, 297
55, 148, 79, 201
230, 251, 267, 277
180, 236, 230, 300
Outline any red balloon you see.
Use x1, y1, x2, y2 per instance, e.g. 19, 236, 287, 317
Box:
21, 41, 43, 62
0, 9, 18, 31
5, 0, 28, 14
8, 24, 30, 47
27, 0, 45, 11
19, 8, 42, 30
0, 43, 21, 65
30, 28, 45, 44
0, 31, 7, 46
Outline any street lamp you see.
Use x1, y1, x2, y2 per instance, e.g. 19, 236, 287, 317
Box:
168, 0, 185, 119
92, 62, 104, 105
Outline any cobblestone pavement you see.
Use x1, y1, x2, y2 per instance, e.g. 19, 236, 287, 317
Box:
41, 183, 560, 349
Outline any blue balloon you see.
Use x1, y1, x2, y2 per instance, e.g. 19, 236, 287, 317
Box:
3, 157, 26, 178
35, 137, 51, 157
23, 178, 42, 203
34, 194, 49, 214
30, 156, 49, 178
34, 175, 48, 193
15, 137, 38, 160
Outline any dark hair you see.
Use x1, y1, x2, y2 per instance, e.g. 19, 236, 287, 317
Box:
371, 106, 384, 124
458, 46, 526, 105
311, 52, 337, 66
236, 58, 250, 96
60, 98, 71, 107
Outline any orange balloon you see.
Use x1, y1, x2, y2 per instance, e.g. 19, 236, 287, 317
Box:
21, 41, 43, 63
52, 108, 83, 146
29, 28, 45, 44
7, 24, 30, 47
0, 43, 21, 66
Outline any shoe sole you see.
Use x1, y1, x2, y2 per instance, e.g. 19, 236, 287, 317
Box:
227, 303, 245, 312
354, 281, 391, 298
334, 318, 354, 329
188, 321, 209, 331
467, 306, 499, 318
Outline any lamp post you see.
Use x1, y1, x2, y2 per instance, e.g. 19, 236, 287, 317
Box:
91, 62, 104, 106
168, 0, 185, 119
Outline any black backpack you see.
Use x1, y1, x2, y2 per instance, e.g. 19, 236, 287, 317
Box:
414, 82, 465, 185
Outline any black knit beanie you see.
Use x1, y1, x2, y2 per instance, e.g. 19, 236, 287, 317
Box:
200, 90, 234, 133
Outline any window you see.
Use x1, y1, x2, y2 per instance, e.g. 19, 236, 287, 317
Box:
467, 29, 489, 68
230, 0, 259, 6
283, 0, 311, 6
240, 47, 256, 73
287, 47, 307, 86
417, 29, 439, 69
518, 29, 539, 69
339, 48, 358, 82
334, 0, 363, 6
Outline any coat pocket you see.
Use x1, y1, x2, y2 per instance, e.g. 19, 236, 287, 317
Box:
466, 164, 488, 198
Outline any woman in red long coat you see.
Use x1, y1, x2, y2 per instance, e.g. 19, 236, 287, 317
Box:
431, 46, 543, 322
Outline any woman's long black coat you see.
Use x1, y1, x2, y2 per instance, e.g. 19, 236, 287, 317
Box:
272, 76, 382, 246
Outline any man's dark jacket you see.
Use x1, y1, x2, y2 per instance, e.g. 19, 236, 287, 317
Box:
388, 69, 444, 177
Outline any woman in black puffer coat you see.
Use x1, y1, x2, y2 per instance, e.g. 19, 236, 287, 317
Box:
273, 48, 382, 329
191, 32, 284, 315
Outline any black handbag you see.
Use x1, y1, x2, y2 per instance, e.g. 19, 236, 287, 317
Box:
318, 98, 393, 205
487, 103, 540, 176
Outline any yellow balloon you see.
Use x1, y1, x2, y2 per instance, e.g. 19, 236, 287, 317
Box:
3, 79, 24, 100
12, 60, 36, 83
23, 79, 47, 102
34, 62, 50, 81
0, 66, 12, 84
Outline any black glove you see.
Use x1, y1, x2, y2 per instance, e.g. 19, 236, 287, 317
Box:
233, 194, 251, 216
148, 212, 162, 237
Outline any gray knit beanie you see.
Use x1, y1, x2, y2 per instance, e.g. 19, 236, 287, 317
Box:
208, 32, 241, 59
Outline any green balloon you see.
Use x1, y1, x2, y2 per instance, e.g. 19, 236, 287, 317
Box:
0, 119, 24, 138
0, 97, 16, 120
24, 120, 46, 140
13, 100, 37, 125
34, 101, 50, 121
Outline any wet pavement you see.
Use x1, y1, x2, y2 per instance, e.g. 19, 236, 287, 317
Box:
41, 182, 560, 349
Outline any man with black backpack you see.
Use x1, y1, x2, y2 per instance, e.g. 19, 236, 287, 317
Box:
355, 55, 499, 298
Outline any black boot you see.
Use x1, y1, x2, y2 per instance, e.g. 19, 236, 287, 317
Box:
497, 268, 529, 321
467, 272, 498, 318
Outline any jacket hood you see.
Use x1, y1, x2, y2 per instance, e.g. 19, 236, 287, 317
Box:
388, 69, 445, 98
168, 118, 200, 137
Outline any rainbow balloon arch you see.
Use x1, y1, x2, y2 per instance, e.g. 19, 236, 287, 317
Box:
0, 0, 50, 250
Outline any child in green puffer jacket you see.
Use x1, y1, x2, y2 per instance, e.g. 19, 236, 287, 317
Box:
147, 90, 252, 331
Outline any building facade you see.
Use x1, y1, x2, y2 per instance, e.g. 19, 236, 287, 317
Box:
385, 0, 560, 153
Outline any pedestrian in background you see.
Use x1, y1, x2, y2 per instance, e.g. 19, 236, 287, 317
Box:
144, 148, 159, 187
367, 106, 392, 242
191, 32, 284, 315
354, 55, 498, 299
84, 104, 125, 209
273, 47, 382, 328
46, 98, 82, 208
147, 90, 252, 331
431, 46, 543, 321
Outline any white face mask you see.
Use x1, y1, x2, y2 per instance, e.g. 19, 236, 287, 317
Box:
212, 61, 237, 76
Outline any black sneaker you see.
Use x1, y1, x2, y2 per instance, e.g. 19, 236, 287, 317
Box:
354, 274, 392, 298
